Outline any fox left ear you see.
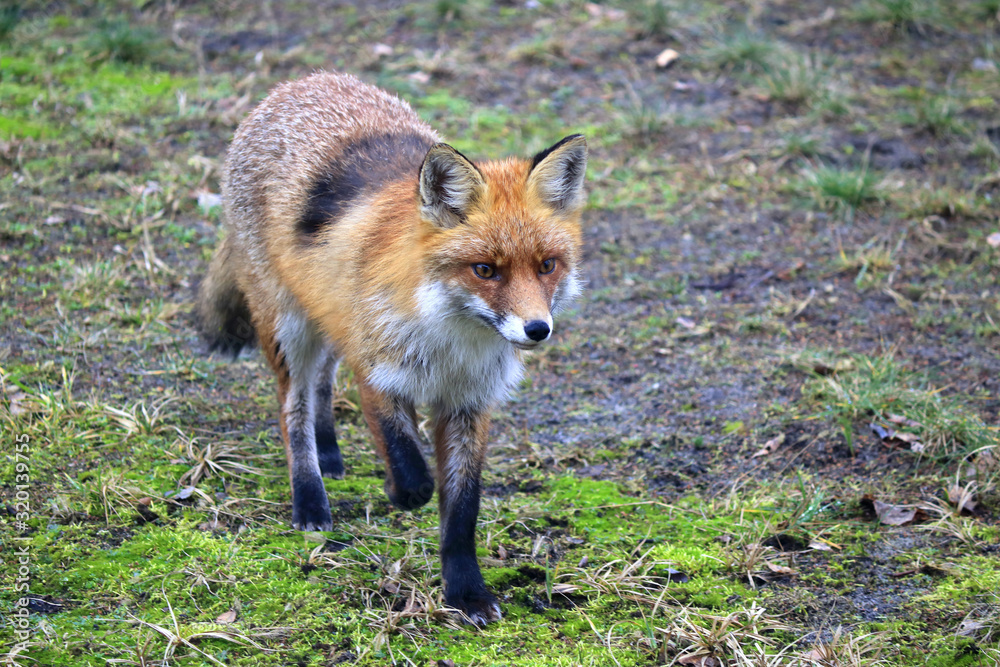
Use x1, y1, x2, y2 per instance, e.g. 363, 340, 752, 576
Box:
527, 134, 588, 212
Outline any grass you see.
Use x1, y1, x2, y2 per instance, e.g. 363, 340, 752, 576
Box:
802, 164, 886, 218
760, 51, 837, 111
701, 29, 783, 74
799, 351, 996, 459
895, 89, 969, 138
853, 0, 947, 34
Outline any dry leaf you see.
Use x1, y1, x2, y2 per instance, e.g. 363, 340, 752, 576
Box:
752, 433, 785, 458
678, 653, 721, 666
956, 619, 986, 637
764, 561, 796, 575
808, 540, 834, 551
372, 43, 393, 57
873, 500, 917, 526
887, 413, 923, 429
497, 544, 507, 560
5, 387, 31, 416
777, 259, 805, 280
987, 231, 1000, 248
947, 483, 978, 513
584, 3, 626, 20
870, 422, 924, 451
655, 48, 679, 68
216, 609, 237, 624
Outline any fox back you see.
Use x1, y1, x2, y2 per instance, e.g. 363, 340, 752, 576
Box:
197, 72, 586, 626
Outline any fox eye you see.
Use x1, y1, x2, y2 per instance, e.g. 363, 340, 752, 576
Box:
539, 258, 556, 274
473, 263, 496, 279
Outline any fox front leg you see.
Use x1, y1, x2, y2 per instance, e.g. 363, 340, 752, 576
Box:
359, 381, 435, 511
433, 407, 500, 626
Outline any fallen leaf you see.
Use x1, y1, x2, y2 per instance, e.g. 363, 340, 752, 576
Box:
870, 422, 924, 451
873, 499, 917, 526
947, 483, 978, 514
408, 71, 431, 84
672, 318, 712, 339
497, 544, 507, 560
887, 413, 923, 430
372, 43, 393, 57
752, 433, 785, 458
678, 653, 721, 666
764, 561, 796, 575
777, 259, 805, 280
584, 3, 626, 20
987, 231, 1000, 248
5, 387, 31, 416
196, 190, 222, 214
956, 619, 986, 637
216, 609, 237, 624
808, 540, 834, 551
972, 448, 998, 474
655, 48, 679, 69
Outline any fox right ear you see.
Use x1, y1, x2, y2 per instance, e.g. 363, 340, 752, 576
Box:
419, 143, 485, 229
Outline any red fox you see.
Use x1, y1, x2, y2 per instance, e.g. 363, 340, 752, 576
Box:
196, 72, 586, 625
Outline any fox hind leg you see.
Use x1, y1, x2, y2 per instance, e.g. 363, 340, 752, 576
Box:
315, 350, 345, 479
267, 309, 333, 532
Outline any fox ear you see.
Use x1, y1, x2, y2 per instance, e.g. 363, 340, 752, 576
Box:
419, 143, 485, 229
527, 134, 587, 212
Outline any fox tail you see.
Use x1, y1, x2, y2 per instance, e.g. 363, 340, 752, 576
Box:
195, 235, 256, 357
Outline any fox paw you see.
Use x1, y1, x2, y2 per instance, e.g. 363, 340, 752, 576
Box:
385, 476, 434, 511
291, 477, 333, 531
318, 448, 345, 479
447, 591, 502, 627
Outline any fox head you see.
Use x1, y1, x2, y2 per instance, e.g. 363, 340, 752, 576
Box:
416, 135, 587, 349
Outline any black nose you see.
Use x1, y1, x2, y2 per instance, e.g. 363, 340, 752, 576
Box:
524, 320, 550, 342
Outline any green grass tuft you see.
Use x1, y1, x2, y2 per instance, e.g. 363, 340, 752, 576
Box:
802, 164, 885, 217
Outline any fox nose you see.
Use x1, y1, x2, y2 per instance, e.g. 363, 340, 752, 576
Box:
523, 320, 550, 342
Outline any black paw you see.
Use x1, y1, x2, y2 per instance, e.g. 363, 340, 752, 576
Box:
317, 445, 345, 479
291, 475, 333, 531
385, 474, 434, 511
446, 589, 502, 627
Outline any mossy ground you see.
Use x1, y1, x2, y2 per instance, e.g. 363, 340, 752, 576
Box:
2, 1, 999, 665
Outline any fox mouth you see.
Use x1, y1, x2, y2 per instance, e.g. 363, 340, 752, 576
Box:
511, 340, 542, 351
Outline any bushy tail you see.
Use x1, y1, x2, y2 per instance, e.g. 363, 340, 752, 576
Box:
195, 235, 256, 357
